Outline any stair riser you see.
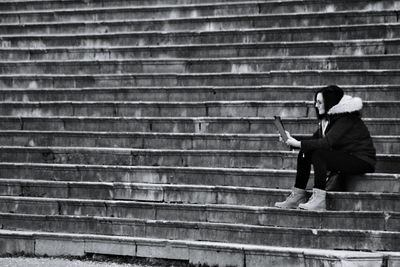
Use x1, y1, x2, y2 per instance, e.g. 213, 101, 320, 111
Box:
1, 165, 398, 193
0, 102, 397, 118
1, 87, 399, 102
2, 57, 400, 75
1, 2, 397, 24
1, 25, 399, 48
0, 214, 398, 251
0, 134, 397, 154
0, 0, 257, 12
2, 0, 398, 13
0, 6, 261, 24
0, 13, 397, 35
0, 149, 397, 172
0, 183, 398, 212
0, 198, 397, 230
1, 117, 397, 135
2, 41, 400, 61
2, 72, 400, 88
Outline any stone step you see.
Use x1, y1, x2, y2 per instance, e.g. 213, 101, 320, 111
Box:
0, 196, 399, 230
0, 11, 397, 35
0, 0, 267, 11
0, 213, 398, 251
2, 39, 400, 61
0, 116, 397, 135
0, 100, 397, 118
2, 71, 400, 88
0, 229, 394, 267
1, 85, 399, 102
0, 131, 397, 154
0, 146, 397, 173
1, 1, 397, 24
1, 24, 399, 48
1, 163, 398, 193
0, 180, 399, 212
2, 55, 400, 75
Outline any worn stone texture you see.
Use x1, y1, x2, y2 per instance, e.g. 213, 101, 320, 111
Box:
0, 0, 399, 265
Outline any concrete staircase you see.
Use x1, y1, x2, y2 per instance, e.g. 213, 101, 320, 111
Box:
0, 0, 399, 266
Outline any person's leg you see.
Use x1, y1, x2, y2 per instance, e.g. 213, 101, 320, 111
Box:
294, 151, 313, 190
311, 149, 373, 190
275, 151, 310, 209
299, 149, 373, 211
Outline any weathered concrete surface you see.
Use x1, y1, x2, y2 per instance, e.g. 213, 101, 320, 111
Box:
0, 116, 398, 136
0, 0, 399, 264
0, 229, 390, 267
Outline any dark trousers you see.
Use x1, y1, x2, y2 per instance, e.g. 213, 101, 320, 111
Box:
294, 149, 373, 190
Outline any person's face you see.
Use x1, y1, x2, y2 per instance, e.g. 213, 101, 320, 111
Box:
315, 93, 325, 115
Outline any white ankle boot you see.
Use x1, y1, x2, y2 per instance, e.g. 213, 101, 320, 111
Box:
298, 188, 326, 211
275, 187, 307, 209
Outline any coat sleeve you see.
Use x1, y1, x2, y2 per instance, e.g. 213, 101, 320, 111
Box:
300, 116, 354, 153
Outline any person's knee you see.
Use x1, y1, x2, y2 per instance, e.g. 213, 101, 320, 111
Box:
311, 149, 329, 162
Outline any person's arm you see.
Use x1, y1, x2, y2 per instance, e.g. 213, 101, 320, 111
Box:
284, 128, 319, 149
300, 116, 354, 152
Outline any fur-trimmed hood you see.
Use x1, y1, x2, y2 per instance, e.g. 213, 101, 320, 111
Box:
327, 95, 363, 115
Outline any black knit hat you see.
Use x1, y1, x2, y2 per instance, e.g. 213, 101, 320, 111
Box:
314, 85, 344, 119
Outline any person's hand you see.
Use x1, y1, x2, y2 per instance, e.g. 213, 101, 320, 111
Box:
284, 131, 301, 148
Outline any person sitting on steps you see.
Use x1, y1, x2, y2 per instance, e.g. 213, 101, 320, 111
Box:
274, 85, 376, 211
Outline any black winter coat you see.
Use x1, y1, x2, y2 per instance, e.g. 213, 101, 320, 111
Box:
300, 95, 376, 169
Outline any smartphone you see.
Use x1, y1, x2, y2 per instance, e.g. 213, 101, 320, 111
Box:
273, 116, 289, 142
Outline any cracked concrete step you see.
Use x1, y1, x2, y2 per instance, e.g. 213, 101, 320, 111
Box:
0, 196, 399, 230
0, 131, 397, 154
0, 146, 398, 173
1, 85, 399, 102
0, 101, 398, 118
2, 71, 400, 88
1, 163, 398, 193
0, 230, 394, 267
2, 24, 400, 49
1, 1, 398, 24
0, 180, 399, 212
0, 212, 399, 251
2, 55, 400, 75
0, 116, 397, 135
1, 11, 398, 35
2, 40, 400, 61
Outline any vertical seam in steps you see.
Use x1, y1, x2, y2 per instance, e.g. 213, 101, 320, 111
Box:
19, 116, 24, 130
62, 118, 67, 131
33, 239, 37, 256
57, 200, 62, 216
67, 182, 71, 199
104, 201, 109, 218
113, 103, 118, 117
243, 248, 247, 267
257, 3, 261, 15
154, 201, 158, 221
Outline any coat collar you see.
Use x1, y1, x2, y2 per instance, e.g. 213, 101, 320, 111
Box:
327, 95, 363, 115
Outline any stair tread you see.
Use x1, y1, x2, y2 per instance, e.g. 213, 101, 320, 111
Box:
0, 0, 393, 15
0, 9, 396, 26
0, 228, 393, 258
1, 178, 399, 195
1, 38, 399, 51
